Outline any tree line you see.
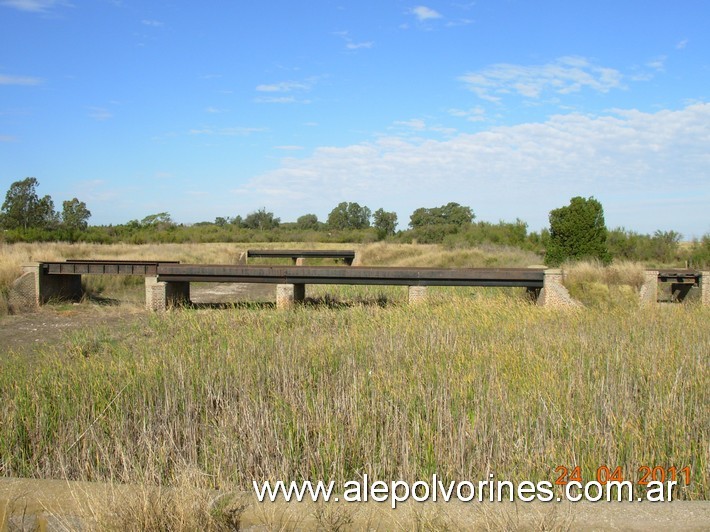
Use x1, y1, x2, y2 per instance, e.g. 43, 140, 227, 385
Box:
2, 177, 709, 267
0, 178, 91, 242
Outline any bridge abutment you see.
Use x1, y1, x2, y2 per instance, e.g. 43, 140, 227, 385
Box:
537, 269, 580, 307
702, 271, 710, 306
145, 277, 190, 311
640, 270, 659, 305
8, 263, 82, 313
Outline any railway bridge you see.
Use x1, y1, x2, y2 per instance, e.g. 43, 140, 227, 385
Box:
7, 257, 709, 312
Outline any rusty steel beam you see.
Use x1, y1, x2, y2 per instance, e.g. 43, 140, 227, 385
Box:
43, 260, 177, 276
247, 249, 356, 264
157, 264, 545, 288
657, 269, 701, 284
247, 249, 355, 258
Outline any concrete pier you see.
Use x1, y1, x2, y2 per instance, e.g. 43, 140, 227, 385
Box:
276, 283, 305, 309
145, 276, 190, 312
702, 272, 710, 306
408, 285, 428, 304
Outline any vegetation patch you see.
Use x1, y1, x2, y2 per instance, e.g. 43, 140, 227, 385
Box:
1, 296, 707, 500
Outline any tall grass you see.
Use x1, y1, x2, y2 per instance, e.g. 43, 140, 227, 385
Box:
562, 261, 647, 307
1, 295, 707, 499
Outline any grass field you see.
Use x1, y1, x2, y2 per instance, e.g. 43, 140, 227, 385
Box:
0, 242, 708, 529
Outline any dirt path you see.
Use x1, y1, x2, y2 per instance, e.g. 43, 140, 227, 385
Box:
0, 305, 147, 358
1, 478, 709, 531
0, 283, 276, 358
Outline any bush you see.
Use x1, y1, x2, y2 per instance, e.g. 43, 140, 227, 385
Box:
545, 196, 611, 266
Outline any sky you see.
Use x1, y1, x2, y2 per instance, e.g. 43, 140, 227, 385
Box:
1, 0, 709, 237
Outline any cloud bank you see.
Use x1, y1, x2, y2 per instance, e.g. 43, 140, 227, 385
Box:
233, 103, 710, 236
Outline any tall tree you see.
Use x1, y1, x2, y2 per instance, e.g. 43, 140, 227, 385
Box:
327, 202, 371, 230
545, 196, 611, 266
243, 208, 280, 230
295, 213, 320, 230
0, 177, 57, 230
62, 198, 91, 232
373, 208, 398, 239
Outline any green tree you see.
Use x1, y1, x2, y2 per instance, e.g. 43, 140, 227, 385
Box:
61, 198, 91, 232
295, 213, 320, 230
409, 202, 474, 228
545, 196, 611, 266
327, 202, 371, 230
650, 230, 682, 264
243, 208, 280, 230
141, 212, 174, 229
373, 208, 398, 239
1, 177, 58, 230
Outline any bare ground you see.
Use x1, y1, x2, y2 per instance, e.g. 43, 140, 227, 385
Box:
1, 478, 709, 531
0, 283, 278, 357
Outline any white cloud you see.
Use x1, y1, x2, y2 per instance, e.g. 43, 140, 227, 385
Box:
412, 6, 442, 20
88, 107, 112, 120
0, 74, 42, 85
646, 55, 666, 71
449, 106, 486, 122
189, 126, 265, 136
256, 81, 310, 92
460, 56, 624, 102
395, 119, 426, 130
254, 96, 299, 104
234, 104, 710, 235
0, 134, 17, 142
676, 39, 688, 50
141, 19, 163, 27
346, 41, 374, 50
335, 30, 374, 50
0, 0, 68, 12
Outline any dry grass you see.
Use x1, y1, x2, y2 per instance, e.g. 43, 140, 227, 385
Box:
1, 295, 707, 500
562, 260, 647, 307
358, 242, 542, 268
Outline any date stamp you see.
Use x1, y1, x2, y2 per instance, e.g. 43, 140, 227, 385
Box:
554, 465, 692, 486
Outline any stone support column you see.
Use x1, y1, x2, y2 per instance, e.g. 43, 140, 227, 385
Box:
537, 269, 580, 307
276, 283, 305, 309
145, 277, 190, 311
701, 271, 710, 306
7, 264, 40, 313
639, 270, 659, 305
408, 285, 428, 304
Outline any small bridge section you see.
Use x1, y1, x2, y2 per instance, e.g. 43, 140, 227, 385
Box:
246, 249, 356, 265
641, 269, 706, 304
46, 260, 179, 276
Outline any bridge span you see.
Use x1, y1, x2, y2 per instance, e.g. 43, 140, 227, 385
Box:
7, 259, 709, 312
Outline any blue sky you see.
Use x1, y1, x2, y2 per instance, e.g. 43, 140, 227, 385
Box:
1, 0, 709, 237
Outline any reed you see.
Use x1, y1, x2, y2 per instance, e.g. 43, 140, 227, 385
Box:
1, 294, 707, 500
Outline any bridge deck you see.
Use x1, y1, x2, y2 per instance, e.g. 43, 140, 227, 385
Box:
657, 269, 701, 284
157, 264, 546, 288
44, 260, 179, 276
247, 249, 356, 264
